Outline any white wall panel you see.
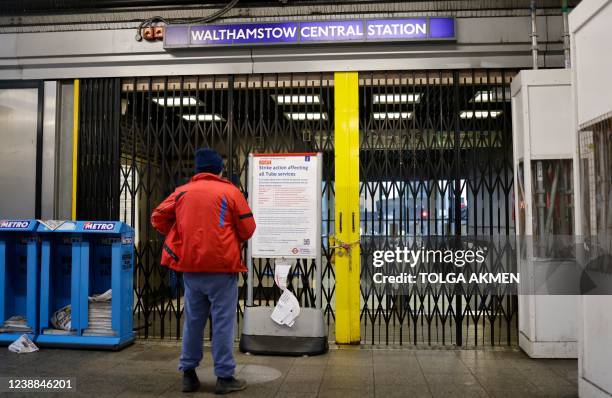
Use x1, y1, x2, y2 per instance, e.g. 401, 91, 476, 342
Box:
570, 1, 612, 396
582, 296, 612, 395
528, 84, 574, 157
571, 0, 612, 126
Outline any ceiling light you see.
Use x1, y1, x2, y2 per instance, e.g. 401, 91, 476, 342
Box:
182, 114, 225, 122
470, 88, 511, 103
372, 112, 414, 120
373, 94, 421, 104
459, 110, 502, 119
272, 94, 321, 105
152, 97, 203, 107
284, 112, 328, 121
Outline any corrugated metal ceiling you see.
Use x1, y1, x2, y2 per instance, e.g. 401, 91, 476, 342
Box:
0, 0, 580, 33
2, 0, 580, 15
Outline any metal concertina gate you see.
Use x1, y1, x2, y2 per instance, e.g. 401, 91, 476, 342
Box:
76, 69, 517, 346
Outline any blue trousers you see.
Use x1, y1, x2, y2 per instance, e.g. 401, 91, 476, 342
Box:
179, 272, 238, 378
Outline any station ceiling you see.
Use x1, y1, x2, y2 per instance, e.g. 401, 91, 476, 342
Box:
2, 0, 581, 16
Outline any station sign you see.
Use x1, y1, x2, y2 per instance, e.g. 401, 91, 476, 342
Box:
164, 17, 455, 49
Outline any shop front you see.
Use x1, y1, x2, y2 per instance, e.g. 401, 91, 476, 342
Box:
0, 2, 572, 347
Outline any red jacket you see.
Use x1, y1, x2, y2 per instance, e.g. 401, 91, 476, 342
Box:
151, 173, 256, 273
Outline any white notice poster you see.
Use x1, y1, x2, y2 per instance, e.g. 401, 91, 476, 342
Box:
250, 153, 319, 259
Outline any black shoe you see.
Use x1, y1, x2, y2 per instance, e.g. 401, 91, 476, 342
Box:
182, 369, 201, 393
215, 377, 247, 395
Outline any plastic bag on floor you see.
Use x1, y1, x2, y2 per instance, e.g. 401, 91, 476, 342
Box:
8, 334, 39, 354
51, 304, 72, 330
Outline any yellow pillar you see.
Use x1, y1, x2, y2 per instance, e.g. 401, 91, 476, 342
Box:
71, 79, 80, 220
333, 72, 361, 344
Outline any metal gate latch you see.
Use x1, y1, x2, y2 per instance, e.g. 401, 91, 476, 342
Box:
330, 236, 360, 271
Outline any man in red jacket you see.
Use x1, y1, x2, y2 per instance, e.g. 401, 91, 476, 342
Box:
151, 148, 256, 394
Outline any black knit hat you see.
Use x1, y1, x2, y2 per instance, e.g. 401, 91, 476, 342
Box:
194, 148, 223, 174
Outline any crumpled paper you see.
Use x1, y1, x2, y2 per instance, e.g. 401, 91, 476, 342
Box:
271, 289, 301, 327
271, 261, 301, 327
8, 334, 39, 354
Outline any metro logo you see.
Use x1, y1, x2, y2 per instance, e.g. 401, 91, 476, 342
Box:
83, 222, 116, 231
259, 159, 272, 165
0, 220, 31, 229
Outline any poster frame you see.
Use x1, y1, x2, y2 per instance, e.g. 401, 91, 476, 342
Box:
246, 152, 323, 309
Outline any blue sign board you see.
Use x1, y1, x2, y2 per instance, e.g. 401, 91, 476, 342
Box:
0, 220, 33, 230
164, 17, 455, 48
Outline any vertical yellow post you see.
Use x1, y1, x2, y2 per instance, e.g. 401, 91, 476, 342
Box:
334, 72, 361, 344
71, 79, 80, 220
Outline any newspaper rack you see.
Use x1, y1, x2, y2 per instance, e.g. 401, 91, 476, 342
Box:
37, 221, 135, 350
0, 220, 39, 344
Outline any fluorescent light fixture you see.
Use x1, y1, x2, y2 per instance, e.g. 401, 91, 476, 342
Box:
272, 94, 321, 105
152, 97, 203, 107
284, 112, 328, 121
372, 112, 414, 120
373, 94, 421, 104
182, 114, 225, 122
470, 88, 511, 103
459, 110, 502, 119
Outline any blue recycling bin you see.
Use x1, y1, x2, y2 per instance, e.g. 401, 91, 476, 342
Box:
0, 219, 39, 344
37, 221, 135, 350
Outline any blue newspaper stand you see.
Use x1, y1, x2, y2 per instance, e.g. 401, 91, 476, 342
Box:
0, 220, 39, 344
37, 221, 134, 350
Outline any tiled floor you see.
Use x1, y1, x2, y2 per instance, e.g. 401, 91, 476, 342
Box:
0, 342, 577, 397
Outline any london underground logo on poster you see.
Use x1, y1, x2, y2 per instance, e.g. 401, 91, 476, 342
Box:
83, 222, 116, 231
0, 220, 31, 229
164, 18, 455, 48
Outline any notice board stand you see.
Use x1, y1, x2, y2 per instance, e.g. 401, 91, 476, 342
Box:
239, 153, 328, 356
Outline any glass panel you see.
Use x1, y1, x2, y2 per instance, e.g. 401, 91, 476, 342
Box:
529, 159, 574, 259
530, 159, 574, 237
580, 121, 612, 242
